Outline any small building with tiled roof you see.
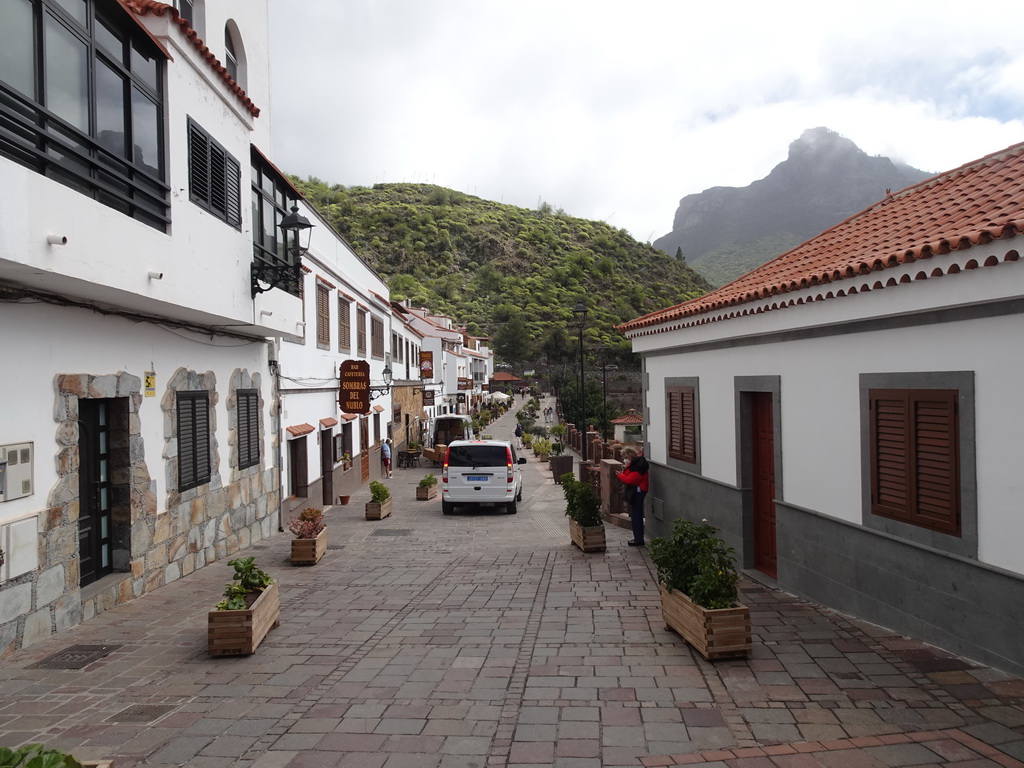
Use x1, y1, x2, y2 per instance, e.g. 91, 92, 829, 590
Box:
620, 141, 1024, 676
610, 409, 644, 445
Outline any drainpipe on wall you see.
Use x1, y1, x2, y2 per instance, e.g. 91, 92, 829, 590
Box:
269, 339, 285, 533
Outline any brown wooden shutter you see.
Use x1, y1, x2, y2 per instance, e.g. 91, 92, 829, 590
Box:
316, 284, 330, 346
869, 389, 958, 535
667, 386, 696, 463
338, 298, 351, 351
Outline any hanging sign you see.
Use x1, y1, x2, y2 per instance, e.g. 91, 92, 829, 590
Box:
423, 390, 435, 406
458, 377, 472, 391
419, 351, 433, 379
338, 360, 370, 415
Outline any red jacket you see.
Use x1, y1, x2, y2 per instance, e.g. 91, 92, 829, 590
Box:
616, 465, 649, 493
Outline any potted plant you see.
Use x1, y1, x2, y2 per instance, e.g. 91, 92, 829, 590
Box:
534, 437, 552, 461
0, 744, 112, 768
289, 507, 327, 565
416, 473, 439, 500
208, 556, 280, 657
365, 480, 392, 519
648, 518, 751, 660
561, 473, 606, 552
341, 451, 352, 471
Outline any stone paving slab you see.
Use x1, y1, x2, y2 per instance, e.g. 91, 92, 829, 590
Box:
0, 397, 1021, 767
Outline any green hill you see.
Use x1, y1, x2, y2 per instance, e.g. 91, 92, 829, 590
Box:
294, 180, 711, 365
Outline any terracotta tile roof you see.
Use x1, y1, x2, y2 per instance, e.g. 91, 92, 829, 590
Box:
491, 372, 524, 381
286, 423, 315, 437
340, 413, 358, 421
319, 418, 338, 428
373, 404, 385, 413
620, 141, 1024, 335
121, 0, 260, 117
612, 409, 644, 425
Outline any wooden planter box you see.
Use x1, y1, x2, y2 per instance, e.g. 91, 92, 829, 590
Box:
568, 518, 606, 552
416, 485, 438, 500
549, 455, 573, 482
659, 584, 751, 660
208, 581, 280, 657
366, 497, 393, 520
290, 527, 327, 565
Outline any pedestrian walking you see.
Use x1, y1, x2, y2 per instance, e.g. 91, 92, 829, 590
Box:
514, 422, 523, 449
617, 448, 649, 546
382, 438, 393, 478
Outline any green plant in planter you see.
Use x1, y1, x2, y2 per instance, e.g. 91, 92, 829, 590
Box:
0, 744, 87, 768
288, 507, 325, 539
561, 473, 602, 527
369, 480, 391, 503
215, 556, 274, 610
648, 519, 740, 609
534, 437, 552, 456
418, 473, 438, 488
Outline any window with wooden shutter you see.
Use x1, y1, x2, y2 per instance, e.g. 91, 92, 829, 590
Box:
357, 307, 367, 356
869, 389, 960, 535
338, 297, 351, 351
237, 389, 259, 470
667, 386, 697, 464
177, 391, 211, 491
316, 283, 330, 348
371, 315, 385, 358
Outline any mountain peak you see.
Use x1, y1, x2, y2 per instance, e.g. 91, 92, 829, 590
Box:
788, 127, 863, 160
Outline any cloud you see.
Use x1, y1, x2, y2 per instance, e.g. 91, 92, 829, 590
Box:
268, 0, 1024, 243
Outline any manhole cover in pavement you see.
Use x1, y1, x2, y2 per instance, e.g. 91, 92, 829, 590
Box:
106, 704, 176, 723
31, 644, 122, 669
371, 529, 413, 536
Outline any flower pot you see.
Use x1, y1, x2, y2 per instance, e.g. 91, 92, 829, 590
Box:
659, 583, 751, 660
338, 495, 351, 505
416, 485, 438, 500
208, 582, 280, 657
568, 518, 606, 553
365, 497, 393, 520
290, 526, 328, 565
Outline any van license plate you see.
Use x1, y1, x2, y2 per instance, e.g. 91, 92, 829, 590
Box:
467, 475, 489, 482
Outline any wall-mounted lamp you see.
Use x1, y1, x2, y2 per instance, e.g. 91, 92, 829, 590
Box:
251, 204, 313, 298
369, 364, 394, 399
46, 234, 67, 246
148, 271, 163, 280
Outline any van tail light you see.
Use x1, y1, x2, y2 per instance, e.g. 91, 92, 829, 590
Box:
506, 446, 514, 484
442, 447, 450, 484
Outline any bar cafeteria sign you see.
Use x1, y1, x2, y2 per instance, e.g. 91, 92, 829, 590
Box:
339, 360, 370, 415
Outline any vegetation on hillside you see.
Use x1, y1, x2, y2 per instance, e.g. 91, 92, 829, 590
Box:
294, 180, 711, 367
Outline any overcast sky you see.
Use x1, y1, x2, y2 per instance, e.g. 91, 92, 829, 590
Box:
267, 1, 1024, 245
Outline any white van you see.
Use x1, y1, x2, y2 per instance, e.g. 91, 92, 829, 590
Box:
441, 439, 526, 515
429, 414, 473, 446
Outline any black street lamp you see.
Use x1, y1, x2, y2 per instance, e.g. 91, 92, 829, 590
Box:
599, 348, 619, 443
252, 203, 313, 297
573, 301, 588, 461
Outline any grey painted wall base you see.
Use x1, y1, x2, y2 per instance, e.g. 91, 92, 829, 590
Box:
649, 464, 1024, 677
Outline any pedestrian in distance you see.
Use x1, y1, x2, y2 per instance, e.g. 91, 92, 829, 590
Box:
382, 438, 393, 479
617, 448, 649, 546
514, 422, 523, 449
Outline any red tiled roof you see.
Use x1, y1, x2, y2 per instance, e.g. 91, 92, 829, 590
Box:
286, 423, 315, 437
319, 418, 338, 428
121, 0, 260, 117
620, 141, 1024, 335
491, 372, 524, 381
340, 413, 358, 421
612, 410, 644, 425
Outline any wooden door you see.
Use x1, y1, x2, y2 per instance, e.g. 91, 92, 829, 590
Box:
289, 436, 308, 498
751, 392, 777, 578
360, 418, 370, 482
320, 430, 333, 505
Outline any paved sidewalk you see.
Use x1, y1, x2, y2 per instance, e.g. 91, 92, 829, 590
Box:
0, 398, 1022, 767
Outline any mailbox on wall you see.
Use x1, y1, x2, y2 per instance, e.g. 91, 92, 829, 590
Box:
0, 443, 33, 502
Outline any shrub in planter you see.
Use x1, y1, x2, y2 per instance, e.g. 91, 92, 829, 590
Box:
562, 473, 605, 552
648, 518, 750, 659
417, 473, 438, 500
289, 507, 327, 565
209, 557, 279, 656
0, 744, 95, 768
366, 480, 393, 519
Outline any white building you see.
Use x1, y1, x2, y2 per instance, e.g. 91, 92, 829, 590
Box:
0, 0, 387, 654
620, 141, 1024, 675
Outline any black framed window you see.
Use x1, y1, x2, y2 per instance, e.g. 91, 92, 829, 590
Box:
177, 391, 211, 491
0, 0, 169, 229
251, 148, 300, 296
188, 117, 241, 228
237, 389, 259, 470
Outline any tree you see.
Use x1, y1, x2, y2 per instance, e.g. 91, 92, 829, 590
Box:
492, 314, 535, 364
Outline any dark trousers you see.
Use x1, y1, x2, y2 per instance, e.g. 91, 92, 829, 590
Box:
630, 490, 647, 543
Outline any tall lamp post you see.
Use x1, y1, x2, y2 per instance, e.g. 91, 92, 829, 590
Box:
573, 301, 588, 461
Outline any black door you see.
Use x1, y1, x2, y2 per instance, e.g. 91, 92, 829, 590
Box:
79, 399, 113, 586
320, 430, 333, 505
751, 392, 777, 578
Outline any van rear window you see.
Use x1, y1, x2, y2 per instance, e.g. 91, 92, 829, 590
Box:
447, 445, 508, 467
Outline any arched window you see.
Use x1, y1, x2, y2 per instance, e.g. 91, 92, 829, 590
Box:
224, 21, 245, 89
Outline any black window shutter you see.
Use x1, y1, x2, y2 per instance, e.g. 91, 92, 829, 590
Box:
238, 390, 259, 470
188, 122, 210, 207
177, 392, 211, 491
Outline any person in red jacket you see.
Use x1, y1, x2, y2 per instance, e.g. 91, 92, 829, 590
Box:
617, 448, 649, 546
